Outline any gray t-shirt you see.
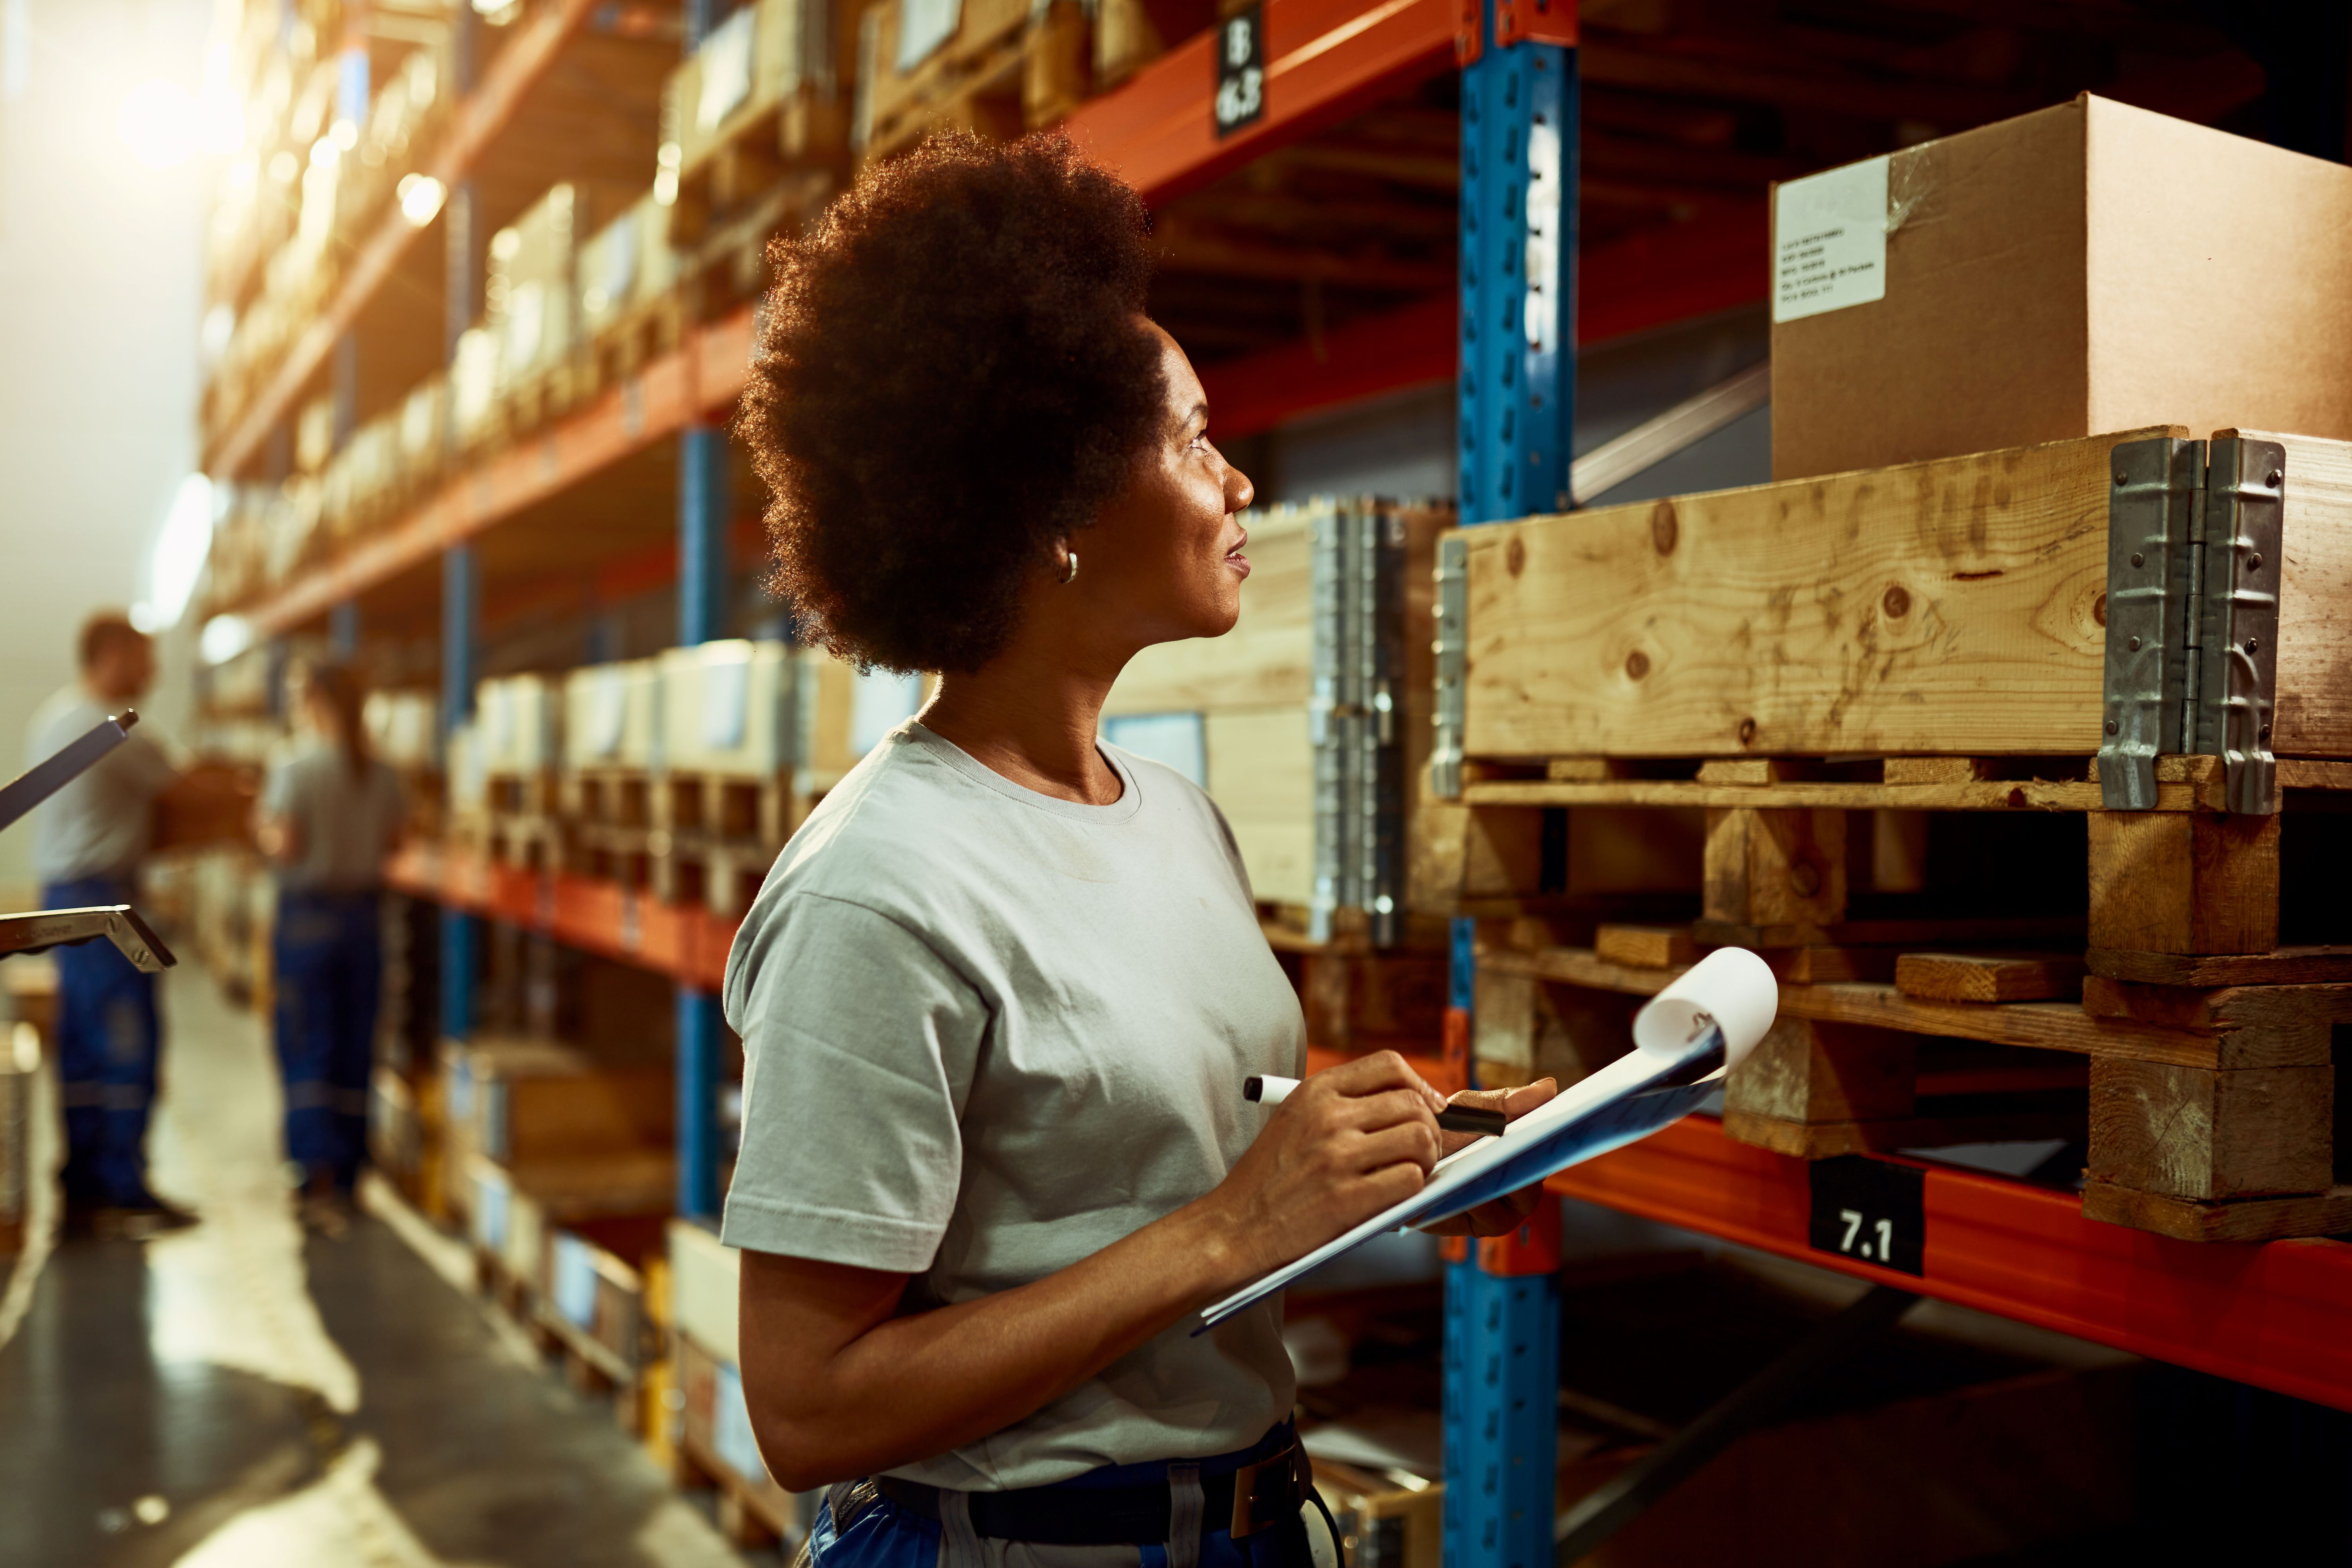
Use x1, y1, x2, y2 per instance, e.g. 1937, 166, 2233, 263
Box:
260, 743, 405, 893
720, 722, 1304, 1490
26, 688, 178, 886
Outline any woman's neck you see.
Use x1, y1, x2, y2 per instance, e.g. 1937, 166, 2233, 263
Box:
918, 638, 1126, 806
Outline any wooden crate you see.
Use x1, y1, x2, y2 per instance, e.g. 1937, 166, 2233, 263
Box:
856, 0, 1030, 163
664, 0, 848, 245
1435, 428, 2352, 1241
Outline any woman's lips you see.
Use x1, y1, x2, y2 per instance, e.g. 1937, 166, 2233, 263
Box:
1225, 530, 1250, 576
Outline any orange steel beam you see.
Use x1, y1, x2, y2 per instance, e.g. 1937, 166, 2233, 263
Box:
240, 307, 757, 635
1550, 1116, 2352, 1414
1062, 0, 1466, 207
205, 0, 601, 480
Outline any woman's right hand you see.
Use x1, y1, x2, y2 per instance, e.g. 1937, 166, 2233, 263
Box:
1201, 1051, 1448, 1284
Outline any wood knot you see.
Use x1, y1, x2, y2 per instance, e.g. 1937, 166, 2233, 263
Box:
1650, 502, 1679, 556
1506, 536, 1526, 577
2092, 592, 2107, 628
1624, 649, 1650, 680
1882, 584, 1910, 619
1737, 717, 1757, 746
1789, 863, 1822, 898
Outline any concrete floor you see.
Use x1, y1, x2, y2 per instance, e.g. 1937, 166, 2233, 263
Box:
0, 966, 751, 1568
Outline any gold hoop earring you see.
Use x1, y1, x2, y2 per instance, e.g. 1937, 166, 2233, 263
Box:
1060, 551, 1079, 585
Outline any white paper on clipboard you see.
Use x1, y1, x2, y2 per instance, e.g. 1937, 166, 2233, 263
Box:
1197, 947, 1779, 1331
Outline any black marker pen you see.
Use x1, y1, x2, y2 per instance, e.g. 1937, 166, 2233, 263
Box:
1243, 1075, 1507, 1138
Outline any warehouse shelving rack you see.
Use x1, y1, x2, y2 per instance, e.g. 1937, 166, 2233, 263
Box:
204, 0, 2352, 1561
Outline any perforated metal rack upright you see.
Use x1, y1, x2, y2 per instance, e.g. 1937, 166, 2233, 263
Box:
1443, 0, 1578, 1560
439, 5, 486, 1051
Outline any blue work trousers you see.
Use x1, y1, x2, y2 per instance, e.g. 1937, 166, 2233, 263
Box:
272, 889, 382, 1191
44, 875, 162, 1208
810, 1424, 1316, 1568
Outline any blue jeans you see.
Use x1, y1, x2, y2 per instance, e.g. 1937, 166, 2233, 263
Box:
811, 1424, 1314, 1568
273, 889, 382, 1191
45, 875, 162, 1208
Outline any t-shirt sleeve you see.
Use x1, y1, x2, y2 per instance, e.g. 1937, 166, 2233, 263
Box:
720, 891, 988, 1272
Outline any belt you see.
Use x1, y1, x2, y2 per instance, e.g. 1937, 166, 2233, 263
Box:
870, 1441, 1310, 1545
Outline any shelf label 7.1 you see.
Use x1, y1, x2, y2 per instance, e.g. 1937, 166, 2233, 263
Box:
1807, 1156, 1924, 1275
1213, 5, 1265, 138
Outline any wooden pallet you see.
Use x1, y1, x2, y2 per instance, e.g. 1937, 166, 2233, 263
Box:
1441, 748, 2352, 1241
652, 769, 802, 844
561, 768, 655, 830
671, 91, 847, 247
652, 833, 776, 918
488, 812, 562, 875
584, 293, 687, 394
862, 19, 1027, 165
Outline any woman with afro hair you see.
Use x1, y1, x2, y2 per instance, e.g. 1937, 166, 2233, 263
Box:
720, 132, 1555, 1567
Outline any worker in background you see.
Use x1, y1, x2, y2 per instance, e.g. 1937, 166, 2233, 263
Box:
254, 662, 404, 1236
28, 612, 193, 1235
722, 135, 1558, 1566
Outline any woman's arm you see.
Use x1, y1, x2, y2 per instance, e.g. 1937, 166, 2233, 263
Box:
739, 1050, 1452, 1490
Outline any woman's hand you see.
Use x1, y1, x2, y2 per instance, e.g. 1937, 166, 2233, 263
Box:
1203, 1051, 1450, 1282
1421, 1077, 1560, 1238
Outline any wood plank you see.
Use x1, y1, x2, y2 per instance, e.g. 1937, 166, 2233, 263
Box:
2088, 1059, 2333, 1201
2087, 945, 2352, 986
1722, 1018, 1915, 1124
1461, 426, 2352, 760
1593, 923, 1695, 969
1460, 775, 2209, 811
1695, 915, 2087, 950
2080, 975, 2352, 1034
1895, 952, 2087, 1004
1882, 757, 1993, 784
2088, 811, 2279, 955
2247, 432, 2352, 757
1703, 807, 1846, 926
1476, 945, 2287, 1068
1460, 431, 2149, 759
2080, 1180, 2352, 1243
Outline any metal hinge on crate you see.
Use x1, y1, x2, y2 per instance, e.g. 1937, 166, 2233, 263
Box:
1310, 501, 1408, 946
2099, 435, 2285, 814
1429, 532, 1469, 804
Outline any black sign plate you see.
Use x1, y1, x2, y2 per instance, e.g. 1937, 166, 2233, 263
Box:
1807, 1156, 1924, 1276
1213, 5, 1265, 138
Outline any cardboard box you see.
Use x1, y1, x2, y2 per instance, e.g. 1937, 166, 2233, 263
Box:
1771, 94, 2352, 481
563, 660, 664, 773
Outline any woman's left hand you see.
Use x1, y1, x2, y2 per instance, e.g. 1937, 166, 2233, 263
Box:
1421, 1077, 1559, 1238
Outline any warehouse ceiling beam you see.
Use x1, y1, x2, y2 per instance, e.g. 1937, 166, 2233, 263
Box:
206, 0, 602, 481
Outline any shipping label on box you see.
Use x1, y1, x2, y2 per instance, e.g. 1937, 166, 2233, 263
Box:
1774, 156, 1888, 323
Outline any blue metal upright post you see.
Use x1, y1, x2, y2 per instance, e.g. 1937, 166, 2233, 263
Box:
441, 543, 479, 1042
1446, 2, 1577, 1562
678, 425, 730, 644
674, 415, 731, 1220
329, 601, 359, 661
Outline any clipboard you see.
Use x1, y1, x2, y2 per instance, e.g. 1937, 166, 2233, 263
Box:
1199, 947, 1779, 1331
